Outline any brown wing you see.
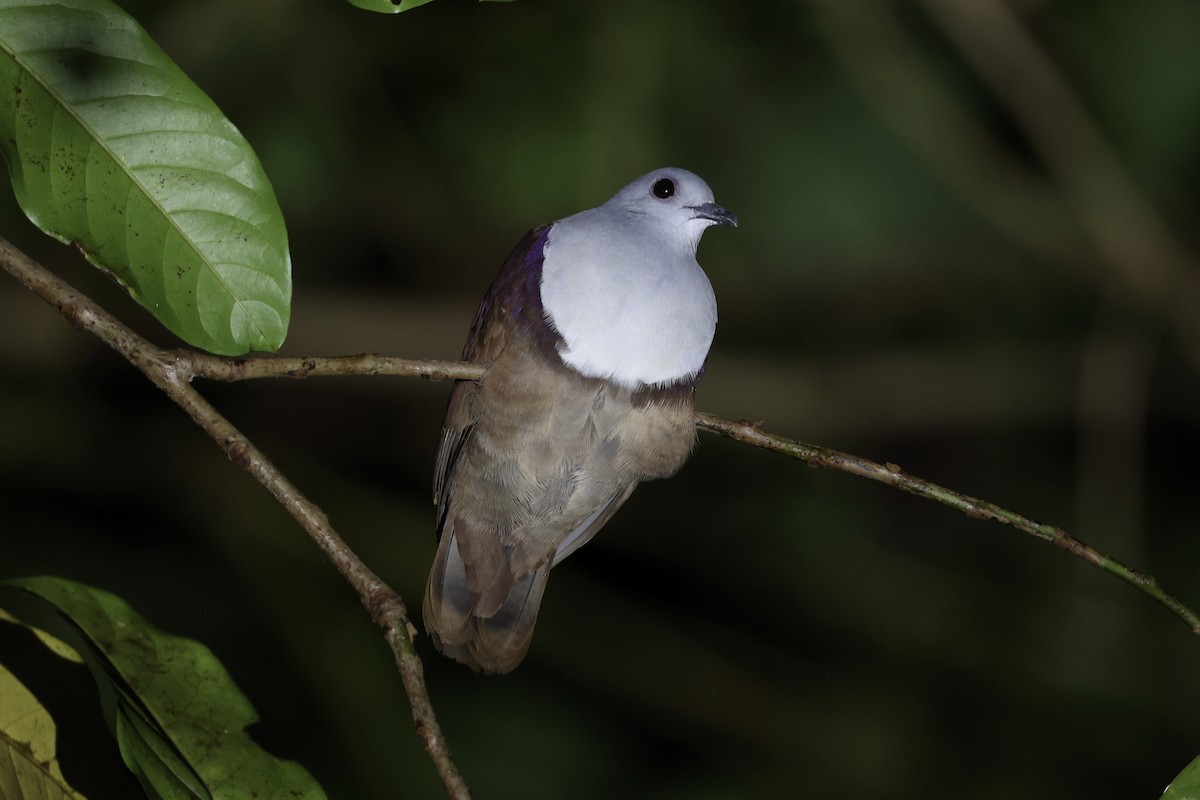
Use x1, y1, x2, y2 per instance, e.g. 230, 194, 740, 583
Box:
426, 226, 560, 673
433, 225, 553, 511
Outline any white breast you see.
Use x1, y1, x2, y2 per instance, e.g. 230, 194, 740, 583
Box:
539, 209, 717, 388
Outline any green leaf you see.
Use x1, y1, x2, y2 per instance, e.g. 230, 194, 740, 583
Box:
0, 655, 89, 800
114, 701, 209, 800
0, 0, 291, 355
0, 577, 325, 800
347, 0, 433, 14
1164, 755, 1200, 800
347, 0, 515, 13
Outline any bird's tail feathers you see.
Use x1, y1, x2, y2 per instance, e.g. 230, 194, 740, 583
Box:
423, 527, 551, 674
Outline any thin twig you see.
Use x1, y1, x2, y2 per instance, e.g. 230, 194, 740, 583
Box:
173, 349, 484, 383
165, 339, 1200, 634
0, 237, 472, 800
118, 316, 1200, 636
694, 412, 1200, 635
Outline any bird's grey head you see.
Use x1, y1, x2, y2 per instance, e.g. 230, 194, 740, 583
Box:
604, 168, 738, 253
540, 167, 734, 387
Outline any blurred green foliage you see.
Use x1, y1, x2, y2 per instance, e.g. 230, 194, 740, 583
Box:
2, 0, 1199, 797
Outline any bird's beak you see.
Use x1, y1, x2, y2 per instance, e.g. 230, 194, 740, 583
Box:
689, 202, 738, 228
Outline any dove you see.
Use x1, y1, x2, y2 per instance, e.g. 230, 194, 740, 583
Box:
423, 168, 736, 673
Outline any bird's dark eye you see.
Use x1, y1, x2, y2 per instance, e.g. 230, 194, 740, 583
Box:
651, 178, 676, 199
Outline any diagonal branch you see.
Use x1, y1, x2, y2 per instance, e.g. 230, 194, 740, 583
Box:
106, 296, 1200, 637
0, 236, 472, 800
154, 320, 1200, 637
4, 232, 1200, 799
693, 413, 1200, 636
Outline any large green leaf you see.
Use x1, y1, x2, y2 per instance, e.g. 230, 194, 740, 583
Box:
0, 0, 291, 355
0, 577, 325, 800
1164, 755, 1200, 800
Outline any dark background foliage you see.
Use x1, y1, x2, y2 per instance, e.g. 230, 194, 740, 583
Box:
3, 0, 1199, 797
